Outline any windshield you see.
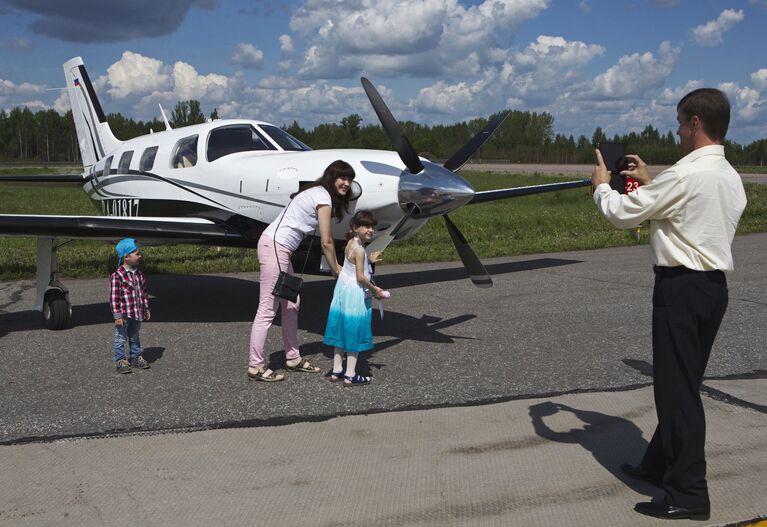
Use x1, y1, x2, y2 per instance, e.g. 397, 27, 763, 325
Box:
260, 124, 311, 151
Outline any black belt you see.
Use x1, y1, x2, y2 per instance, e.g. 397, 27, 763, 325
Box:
653, 265, 723, 277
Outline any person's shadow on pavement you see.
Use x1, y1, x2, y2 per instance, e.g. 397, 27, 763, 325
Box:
529, 401, 655, 495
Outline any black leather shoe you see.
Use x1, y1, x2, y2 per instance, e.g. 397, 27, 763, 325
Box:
634, 501, 710, 520
620, 463, 662, 485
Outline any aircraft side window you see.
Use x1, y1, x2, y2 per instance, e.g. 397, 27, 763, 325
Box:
206, 124, 275, 162
102, 156, 113, 179
139, 146, 159, 171
171, 135, 198, 168
118, 151, 133, 174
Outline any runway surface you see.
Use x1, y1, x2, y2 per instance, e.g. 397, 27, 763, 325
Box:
1, 234, 764, 444
463, 162, 767, 184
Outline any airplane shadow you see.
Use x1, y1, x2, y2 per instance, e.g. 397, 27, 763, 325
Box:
528, 401, 655, 496
379, 257, 581, 289
0, 256, 580, 337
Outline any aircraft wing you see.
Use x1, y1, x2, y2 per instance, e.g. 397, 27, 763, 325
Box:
0, 175, 85, 183
0, 214, 250, 246
468, 179, 592, 205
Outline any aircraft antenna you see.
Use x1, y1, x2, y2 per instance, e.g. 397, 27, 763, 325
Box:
159, 104, 172, 130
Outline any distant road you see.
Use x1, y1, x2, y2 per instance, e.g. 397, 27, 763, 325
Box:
463, 163, 767, 184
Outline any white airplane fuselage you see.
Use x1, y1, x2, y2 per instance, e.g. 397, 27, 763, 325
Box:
85, 123, 413, 243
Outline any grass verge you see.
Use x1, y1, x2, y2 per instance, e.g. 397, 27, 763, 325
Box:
1, 170, 765, 280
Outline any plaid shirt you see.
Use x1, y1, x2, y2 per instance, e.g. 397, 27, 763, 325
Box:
109, 265, 150, 320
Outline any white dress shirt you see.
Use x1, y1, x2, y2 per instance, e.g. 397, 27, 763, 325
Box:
593, 145, 747, 271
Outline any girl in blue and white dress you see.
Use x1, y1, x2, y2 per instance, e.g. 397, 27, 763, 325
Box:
323, 210, 386, 386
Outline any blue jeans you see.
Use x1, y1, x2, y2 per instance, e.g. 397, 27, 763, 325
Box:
114, 319, 142, 362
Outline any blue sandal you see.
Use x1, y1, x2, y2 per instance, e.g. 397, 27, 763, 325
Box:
343, 373, 370, 386
326, 369, 344, 382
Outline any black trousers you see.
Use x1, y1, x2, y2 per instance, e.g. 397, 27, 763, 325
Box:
640, 266, 728, 509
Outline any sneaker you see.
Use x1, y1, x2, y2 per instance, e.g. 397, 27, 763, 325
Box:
130, 356, 150, 369
116, 358, 132, 374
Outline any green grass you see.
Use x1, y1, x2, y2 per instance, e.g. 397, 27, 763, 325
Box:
735, 166, 767, 174
1, 170, 765, 280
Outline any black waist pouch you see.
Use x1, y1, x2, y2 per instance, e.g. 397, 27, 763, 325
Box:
272, 271, 303, 303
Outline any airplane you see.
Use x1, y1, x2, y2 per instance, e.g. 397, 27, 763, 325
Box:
0, 57, 591, 330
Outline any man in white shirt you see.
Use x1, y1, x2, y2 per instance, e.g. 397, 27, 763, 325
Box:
592, 88, 747, 521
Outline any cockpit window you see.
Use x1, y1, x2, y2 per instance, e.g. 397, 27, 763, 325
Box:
259, 124, 311, 151
172, 135, 198, 168
206, 124, 275, 162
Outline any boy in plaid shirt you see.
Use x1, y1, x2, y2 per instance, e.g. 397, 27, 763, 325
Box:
110, 238, 151, 374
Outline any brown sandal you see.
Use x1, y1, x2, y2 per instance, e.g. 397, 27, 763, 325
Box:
247, 368, 285, 382
286, 359, 320, 373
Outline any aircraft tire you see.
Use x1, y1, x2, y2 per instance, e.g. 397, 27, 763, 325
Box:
43, 290, 72, 330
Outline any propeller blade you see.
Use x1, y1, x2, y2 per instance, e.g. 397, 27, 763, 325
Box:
443, 214, 492, 288
361, 77, 424, 174
443, 111, 511, 172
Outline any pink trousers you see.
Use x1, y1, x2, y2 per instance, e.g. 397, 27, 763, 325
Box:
248, 235, 301, 368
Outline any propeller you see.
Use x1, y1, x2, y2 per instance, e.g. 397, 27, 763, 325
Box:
443, 111, 510, 172
361, 77, 424, 175
361, 77, 504, 288
443, 214, 492, 287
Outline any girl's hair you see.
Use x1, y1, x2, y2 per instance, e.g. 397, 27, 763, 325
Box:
294, 160, 355, 222
346, 210, 377, 240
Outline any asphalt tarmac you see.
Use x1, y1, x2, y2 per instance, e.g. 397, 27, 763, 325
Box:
0, 235, 765, 526
1, 234, 764, 443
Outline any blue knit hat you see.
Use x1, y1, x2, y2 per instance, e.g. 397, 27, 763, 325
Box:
115, 238, 139, 262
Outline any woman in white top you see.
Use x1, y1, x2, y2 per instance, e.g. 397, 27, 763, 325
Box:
247, 160, 355, 381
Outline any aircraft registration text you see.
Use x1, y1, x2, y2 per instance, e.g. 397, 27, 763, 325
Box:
102, 198, 140, 217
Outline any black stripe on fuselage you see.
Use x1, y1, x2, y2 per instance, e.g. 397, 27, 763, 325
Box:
90, 197, 269, 242
88, 169, 284, 209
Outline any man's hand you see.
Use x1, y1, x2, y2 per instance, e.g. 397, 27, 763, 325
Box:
622, 154, 651, 186
144, 310, 151, 321
592, 149, 611, 187
115, 317, 124, 327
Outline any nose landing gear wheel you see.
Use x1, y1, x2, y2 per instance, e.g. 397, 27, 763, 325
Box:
42, 290, 72, 330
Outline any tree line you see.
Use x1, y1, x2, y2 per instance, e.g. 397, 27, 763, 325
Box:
1, 101, 765, 166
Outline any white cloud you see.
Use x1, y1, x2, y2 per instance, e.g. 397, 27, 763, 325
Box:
502, 36, 605, 103
104, 51, 170, 99
170, 62, 231, 101
0, 78, 45, 96
579, 1, 591, 13
588, 41, 679, 99
53, 90, 70, 114
278, 34, 294, 71
751, 68, 767, 91
290, 0, 550, 79
412, 34, 604, 113
719, 82, 766, 123
656, 80, 705, 105
414, 81, 477, 114
231, 43, 264, 69
690, 9, 744, 47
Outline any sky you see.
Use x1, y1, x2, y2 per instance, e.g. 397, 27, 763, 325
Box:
1, 0, 766, 145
